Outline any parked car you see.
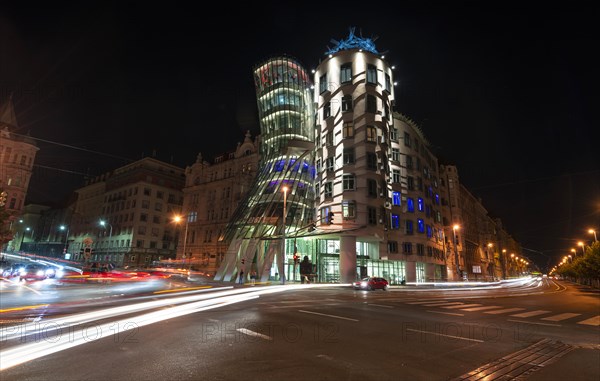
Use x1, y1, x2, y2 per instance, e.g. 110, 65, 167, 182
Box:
353, 276, 389, 291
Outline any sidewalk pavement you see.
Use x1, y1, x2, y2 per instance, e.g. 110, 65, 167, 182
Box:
525, 347, 600, 381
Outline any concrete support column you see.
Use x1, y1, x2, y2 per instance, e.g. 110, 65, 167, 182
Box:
405, 261, 416, 283
339, 235, 357, 283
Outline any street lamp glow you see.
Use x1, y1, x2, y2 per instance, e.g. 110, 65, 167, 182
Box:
60, 225, 70, 253
451, 224, 461, 277
99, 220, 113, 261
589, 229, 598, 242
173, 214, 189, 271
577, 241, 585, 255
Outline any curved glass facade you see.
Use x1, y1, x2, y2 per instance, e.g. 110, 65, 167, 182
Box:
216, 56, 315, 282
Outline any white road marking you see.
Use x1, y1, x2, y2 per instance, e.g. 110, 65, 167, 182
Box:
422, 302, 464, 307
368, 303, 394, 308
298, 310, 359, 322
541, 313, 581, 322
443, 304, 481, 309
484, 308, 525, 315
461, 305, 503, 312
510, 310, 550, 318
236, 328, 272, 341
507, 319, 561, 327
576, 315, 600, 326
406, 328, 483, 342
427, 310, 464, 316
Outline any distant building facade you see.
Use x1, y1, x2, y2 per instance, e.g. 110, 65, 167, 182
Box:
180, 132, 259, 274
0, 96, 39, 249
69, 157, 185, 267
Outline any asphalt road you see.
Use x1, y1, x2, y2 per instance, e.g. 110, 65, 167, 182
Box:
0, 277, 598, 380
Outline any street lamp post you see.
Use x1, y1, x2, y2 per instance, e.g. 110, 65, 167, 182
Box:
452, 224, 460, 279
60, 225, 70, 254
174, 214, 190, 272
99, 220, 113, 263
279, 186, 289, 285
589, 229, 598, 242
577, 241, 585, 256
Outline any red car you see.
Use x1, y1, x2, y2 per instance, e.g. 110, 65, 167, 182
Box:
353, 277, 389, 291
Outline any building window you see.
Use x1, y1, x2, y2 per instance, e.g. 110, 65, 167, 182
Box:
341, 95, 353, 112
416, 244, 425, 256
343, 148, 355, 164
326, 156, 335, 172
388, 241, 398, 253
402, 242, 412, 254
392, 191, 401, 206
366, 126, 377, 142
319, 73, 327, 93
323, 101, 331, 119
140, 213, 148, 222
383, 104, 389, 119
324, 182, 333, 198
404, 132, 411, 147
391, 214, 400, 229
390, 127, 398, 141
142, 200, 150, 209
426, 225, 433, 238
392, 169, 400, 183
406, 220, 414, 235
418, 198, 424, 212
392, 148, 400, 162
342, 200, 356, 219
367, 207, 377, 225
407, 176, 414, 190
407, 198, 414, 212
385, 73, 391, 92
367, 179, 377, 197
320, 206, 332, 223
340, 63, 352, 83
367, 64, 377, 84
366, 94, 376, 113
367, 152, 377, 170
326, 131, 334, 146
315, 182, 320, 198
343, 174, 355, 190
435, 194, 440, 205
417, 219, 425, 233
406, 155, 413, 169
343, 122, 354, 138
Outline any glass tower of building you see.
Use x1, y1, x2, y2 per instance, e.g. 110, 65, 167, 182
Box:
214, 56, 315, 283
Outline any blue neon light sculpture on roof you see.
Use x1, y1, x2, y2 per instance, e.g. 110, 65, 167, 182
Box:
325, 27, 380, 55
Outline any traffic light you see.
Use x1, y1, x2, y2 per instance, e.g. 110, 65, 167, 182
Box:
326, 212, 335, 225
0, 191, 7, 207
293, 254, 299, 264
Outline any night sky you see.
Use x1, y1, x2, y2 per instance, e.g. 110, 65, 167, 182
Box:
1, 2, 598, 270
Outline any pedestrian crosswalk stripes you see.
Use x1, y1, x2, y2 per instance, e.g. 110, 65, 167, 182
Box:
403, 300, 598, 326
577, 315, 600, 326
442, 303, 482, 309
484, 307, 525, 315
541, 312, 581, 321
422, 302, 464, 307
510, 310, 551, 318
461, 305, 502, 312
